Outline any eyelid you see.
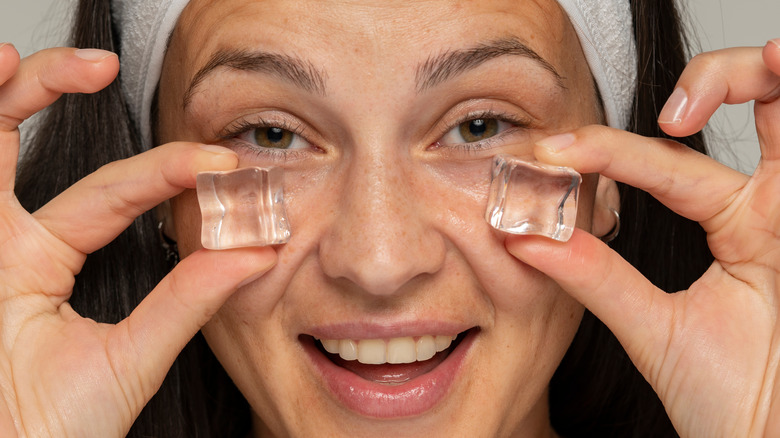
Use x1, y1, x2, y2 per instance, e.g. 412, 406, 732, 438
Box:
447, 109, 532, 133
433, 109, 533, 149
213, 112, 323, 162
217, 114, 309, 142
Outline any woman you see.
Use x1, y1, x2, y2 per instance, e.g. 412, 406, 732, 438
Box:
2, 0, 779, 436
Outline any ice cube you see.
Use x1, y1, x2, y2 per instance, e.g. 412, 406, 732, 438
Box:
485, 155, 580, 242
196, 167, 291, 249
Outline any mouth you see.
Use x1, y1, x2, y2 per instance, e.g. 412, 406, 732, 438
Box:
301, 327, 478, 418
317, 333, 463, 384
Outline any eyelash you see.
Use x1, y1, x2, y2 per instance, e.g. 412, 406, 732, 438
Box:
217, 108, 532, 158
437, 110, 533, 153
218, 117, 312, 160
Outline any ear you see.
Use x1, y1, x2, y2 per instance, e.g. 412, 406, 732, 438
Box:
591, 175, 620, 239
156, 200, 178, 242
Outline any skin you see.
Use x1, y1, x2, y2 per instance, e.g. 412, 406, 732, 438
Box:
158, 0, 612, 436
0, 7, 779, 438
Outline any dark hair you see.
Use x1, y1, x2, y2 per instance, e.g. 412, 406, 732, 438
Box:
15, 0, 712, 436
550, 2, 712, 437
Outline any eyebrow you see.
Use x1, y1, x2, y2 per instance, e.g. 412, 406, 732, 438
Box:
183, 37, 562, 109
415, 37, 565, 92
182, 48, 328, 109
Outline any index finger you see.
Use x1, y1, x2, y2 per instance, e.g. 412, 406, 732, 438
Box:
534, 126, 749, 225
33, 143, 238, 255
658, 45, 780, 139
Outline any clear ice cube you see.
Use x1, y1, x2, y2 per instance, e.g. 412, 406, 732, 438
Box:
485, 155, 581, 242
196, 167, 291, 249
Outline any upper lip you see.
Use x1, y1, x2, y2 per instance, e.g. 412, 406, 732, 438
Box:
304, 320, 476, 340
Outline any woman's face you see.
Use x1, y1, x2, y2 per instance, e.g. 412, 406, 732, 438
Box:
159, 0, 604, 436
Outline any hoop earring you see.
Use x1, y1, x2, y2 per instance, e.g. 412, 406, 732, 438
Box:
601, 208, 620, 243
158, 220, 180, 266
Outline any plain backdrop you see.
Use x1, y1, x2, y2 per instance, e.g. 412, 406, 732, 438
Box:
0, 0, 778, 172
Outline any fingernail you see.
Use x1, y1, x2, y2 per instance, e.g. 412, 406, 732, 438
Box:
74, 48, 115, 62
237, 264, 275, 288
199, 144, 235, 155
658, 87, 688, 124
237, 271, 263, 288
537, 133, 576, 152
769, 38, 780, 49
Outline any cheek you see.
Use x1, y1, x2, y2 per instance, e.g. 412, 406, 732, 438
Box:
466, 230, 581, 326
425, 160, 584, 324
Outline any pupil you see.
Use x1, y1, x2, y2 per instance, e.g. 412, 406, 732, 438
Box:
458, 118, 498, 143
267, 127, 285, 143
469, 119, 487, 136
254, 126, 293, 149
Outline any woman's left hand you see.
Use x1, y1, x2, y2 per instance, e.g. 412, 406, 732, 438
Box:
507, 39, 780, 437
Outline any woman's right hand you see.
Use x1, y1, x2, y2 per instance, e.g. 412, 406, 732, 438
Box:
0, 44, 276, 437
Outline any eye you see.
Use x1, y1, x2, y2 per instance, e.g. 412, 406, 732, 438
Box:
439, 117, 514, 146
459, 119, 499, 142
254, 126, 296, 149
233, 123, 311, 151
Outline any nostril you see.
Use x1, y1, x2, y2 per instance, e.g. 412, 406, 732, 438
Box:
319, 231, 446, 296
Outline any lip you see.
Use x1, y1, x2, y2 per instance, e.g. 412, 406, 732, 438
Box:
302, 327, 477, 418
307, 320, 472, 340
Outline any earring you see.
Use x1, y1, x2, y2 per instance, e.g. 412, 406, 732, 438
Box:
601, 208, 620, 243
158, 220, 180, 266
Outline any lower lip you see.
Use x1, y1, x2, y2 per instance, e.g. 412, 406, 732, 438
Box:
303, 331, 475, 418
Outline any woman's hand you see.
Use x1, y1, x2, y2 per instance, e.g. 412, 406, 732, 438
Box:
0, 44, 276, 437
508, 40, 780, 437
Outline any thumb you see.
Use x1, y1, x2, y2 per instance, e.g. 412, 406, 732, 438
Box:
505, 230, 673, 371
105, 246, 276, 407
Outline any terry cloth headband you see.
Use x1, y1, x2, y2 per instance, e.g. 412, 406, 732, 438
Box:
112, 0, 637, 149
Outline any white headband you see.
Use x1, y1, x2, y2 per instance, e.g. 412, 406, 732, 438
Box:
112, 0, 189, 147
112, 0, 637, 148
556, 0, 637, 130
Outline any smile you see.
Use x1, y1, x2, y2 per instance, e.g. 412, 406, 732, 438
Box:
316, 335, 458, 365
302, 327, 477, 418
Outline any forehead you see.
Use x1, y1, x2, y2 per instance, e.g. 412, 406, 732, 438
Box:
170, 0, 575, 74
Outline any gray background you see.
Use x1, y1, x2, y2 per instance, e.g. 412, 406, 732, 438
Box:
1, 0, 778, 172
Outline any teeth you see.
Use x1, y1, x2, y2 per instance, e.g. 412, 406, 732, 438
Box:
435, 335, 455, 352
318, 334, 458, 365
338, 339, 358, 361
387, 337, 416, 364
321, 339, 340, 354
357, 339, 386, 365
416, 336, 436, 361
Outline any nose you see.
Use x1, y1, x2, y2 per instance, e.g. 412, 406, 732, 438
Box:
318, 151, 446, 297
